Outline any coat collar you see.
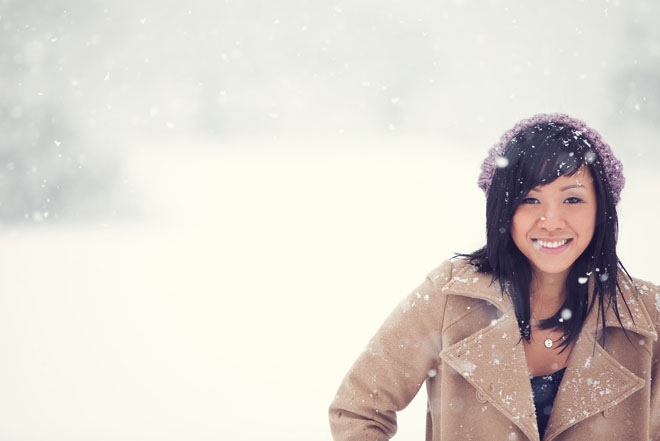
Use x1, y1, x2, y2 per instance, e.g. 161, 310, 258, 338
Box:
438, 260, 656, 441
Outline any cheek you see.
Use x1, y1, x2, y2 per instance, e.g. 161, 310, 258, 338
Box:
585, 211, 597, 239
577, 205, 597, 239
511, 208, 532, 231
510, 211, 528, 243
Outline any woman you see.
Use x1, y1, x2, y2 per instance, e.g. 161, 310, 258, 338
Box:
328, 114, 660, 441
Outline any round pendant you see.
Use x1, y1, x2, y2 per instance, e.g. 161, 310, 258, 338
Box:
544, 338, 553, 348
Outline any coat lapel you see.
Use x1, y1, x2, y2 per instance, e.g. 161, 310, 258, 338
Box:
438, 262, 657, 441
439, 264, 540, 441
543, 275, 657, 441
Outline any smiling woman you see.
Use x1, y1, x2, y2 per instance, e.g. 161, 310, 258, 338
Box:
512, 168, 597, 280
328, 114, 660, 441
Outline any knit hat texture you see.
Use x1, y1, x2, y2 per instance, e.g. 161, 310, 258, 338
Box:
477, 113, 625, 205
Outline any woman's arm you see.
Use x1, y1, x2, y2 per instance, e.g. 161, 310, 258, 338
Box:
328, 260, 453, 440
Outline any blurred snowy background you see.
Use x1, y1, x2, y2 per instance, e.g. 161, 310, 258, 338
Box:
1, 0, 659, 439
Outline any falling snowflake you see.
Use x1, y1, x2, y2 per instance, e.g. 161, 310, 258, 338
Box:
496, 156, 509, 168
456, 360, 477, 376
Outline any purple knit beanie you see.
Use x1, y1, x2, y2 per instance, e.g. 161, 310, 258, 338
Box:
477, 113, 625, 205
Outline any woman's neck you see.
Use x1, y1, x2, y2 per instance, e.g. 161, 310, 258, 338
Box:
530, 269, 569, 319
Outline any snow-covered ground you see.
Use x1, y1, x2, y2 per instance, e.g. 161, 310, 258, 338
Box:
0, 138, 657, 440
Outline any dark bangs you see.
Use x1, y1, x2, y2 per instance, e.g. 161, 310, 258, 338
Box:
502, 122, 594, 211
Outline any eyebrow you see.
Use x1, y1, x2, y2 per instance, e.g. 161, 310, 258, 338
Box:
560, 183, 585, 191
529, 183, 585, 193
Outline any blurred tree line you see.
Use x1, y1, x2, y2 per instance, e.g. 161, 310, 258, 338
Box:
0, 1, 120, 225
1, 0, 659, 224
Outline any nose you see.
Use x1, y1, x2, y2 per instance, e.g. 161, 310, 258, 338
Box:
539, 209, 565, 230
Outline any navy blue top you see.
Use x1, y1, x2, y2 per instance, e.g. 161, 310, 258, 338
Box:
530, 368, 566, 439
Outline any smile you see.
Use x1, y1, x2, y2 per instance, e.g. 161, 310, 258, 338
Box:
534, 239, 571, 249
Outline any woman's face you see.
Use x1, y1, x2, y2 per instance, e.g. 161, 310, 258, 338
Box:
511, 167, 597, 280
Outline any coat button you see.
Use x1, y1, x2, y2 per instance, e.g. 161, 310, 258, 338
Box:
476, 390, 488, 403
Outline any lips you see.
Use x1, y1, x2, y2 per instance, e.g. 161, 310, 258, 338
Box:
533, 238, 572, 249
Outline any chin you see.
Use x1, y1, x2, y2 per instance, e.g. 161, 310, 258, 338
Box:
531, 263, 573, 277
526, 254, 573, 273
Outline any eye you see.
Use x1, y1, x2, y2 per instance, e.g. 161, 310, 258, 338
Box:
520, 197, 539, 204
564, 197, 583, 204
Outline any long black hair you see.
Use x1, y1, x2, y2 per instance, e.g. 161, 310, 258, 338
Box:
458, 121, 632, 351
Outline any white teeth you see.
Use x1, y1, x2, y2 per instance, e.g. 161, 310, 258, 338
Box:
535, 239, 569, 249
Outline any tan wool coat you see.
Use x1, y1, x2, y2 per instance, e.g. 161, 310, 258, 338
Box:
329, 259, 660, 441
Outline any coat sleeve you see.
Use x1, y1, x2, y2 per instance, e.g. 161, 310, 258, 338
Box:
648, 283, 660, 441
328, 260, 453, 440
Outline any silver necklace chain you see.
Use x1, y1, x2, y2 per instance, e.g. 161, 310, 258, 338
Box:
530, 311, 564, 349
